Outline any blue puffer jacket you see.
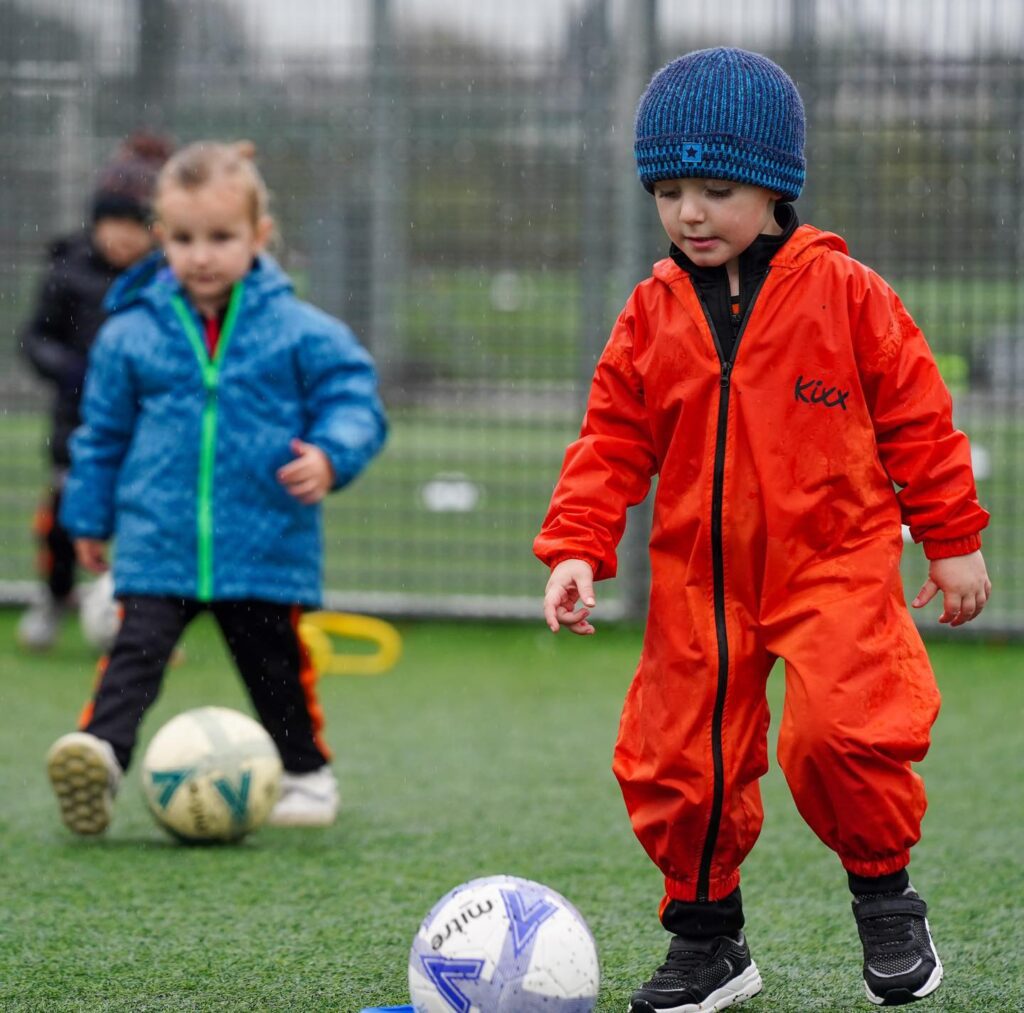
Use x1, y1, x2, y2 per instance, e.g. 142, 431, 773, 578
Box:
60, 252, 387, 607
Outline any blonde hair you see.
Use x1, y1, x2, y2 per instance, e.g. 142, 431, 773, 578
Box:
155, 140, 270, 226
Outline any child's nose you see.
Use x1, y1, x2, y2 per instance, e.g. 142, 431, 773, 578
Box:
679, 197, 704, 223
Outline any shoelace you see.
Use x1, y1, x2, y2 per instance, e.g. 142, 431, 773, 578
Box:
655, 940, 715, 977
860, 911, 918, 954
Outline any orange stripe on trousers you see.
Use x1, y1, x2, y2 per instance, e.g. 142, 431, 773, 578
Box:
292, 605, 332, 761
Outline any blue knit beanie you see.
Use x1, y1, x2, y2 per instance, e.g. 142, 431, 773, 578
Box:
634, 47, 806, 201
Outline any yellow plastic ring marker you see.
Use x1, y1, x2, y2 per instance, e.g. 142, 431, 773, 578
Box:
298, 612, 403, 677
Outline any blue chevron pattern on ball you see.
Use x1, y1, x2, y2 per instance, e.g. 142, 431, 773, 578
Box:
408, 875, 600, 1011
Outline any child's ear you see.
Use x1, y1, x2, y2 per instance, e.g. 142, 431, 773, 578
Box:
151, 220, 166, 245
254, 215, 274, 251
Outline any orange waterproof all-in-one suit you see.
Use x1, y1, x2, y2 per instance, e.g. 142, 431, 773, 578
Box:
534, 223, 989, 906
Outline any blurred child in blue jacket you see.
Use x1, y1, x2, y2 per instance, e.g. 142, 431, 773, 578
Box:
47, 140, 387, 835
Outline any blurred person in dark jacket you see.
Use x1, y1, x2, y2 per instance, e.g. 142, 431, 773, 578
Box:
18, 131, 174, 650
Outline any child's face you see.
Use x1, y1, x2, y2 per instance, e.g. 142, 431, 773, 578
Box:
92, 218, 153, 270
652, 178, 780, 269
155, 180, 272, 315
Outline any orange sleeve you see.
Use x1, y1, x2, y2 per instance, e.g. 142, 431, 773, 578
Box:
533, 297, 658, 580
854, 274, 989, 558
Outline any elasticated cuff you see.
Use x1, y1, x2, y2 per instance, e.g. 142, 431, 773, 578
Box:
840, 851, 911, 879
923, 533, 982, 560
547, 554, 601, 575
663, 868, 741, 905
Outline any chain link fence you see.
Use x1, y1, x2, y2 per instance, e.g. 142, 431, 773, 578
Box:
1, 0, 1021, 632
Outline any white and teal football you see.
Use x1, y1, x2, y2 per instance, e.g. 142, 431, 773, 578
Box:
141, 706, 282, 843
408, 875, 600, 1011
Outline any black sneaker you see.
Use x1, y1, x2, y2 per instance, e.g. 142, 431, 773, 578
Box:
852, 887, 943, 1006
629, 932, 763, 1012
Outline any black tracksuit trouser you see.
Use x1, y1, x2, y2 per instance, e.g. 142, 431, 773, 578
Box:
81, 595, 329, 774
36, 482, 76, 601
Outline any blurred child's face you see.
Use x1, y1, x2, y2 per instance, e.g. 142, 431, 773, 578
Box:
652, 178, 781, 270
155, 180, 272, 316
92, 218, 153, 270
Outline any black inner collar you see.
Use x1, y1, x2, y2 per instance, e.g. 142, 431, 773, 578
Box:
670, 203, 799, 360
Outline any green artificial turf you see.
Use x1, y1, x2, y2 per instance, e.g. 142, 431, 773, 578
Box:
0, 611, 1021, 1011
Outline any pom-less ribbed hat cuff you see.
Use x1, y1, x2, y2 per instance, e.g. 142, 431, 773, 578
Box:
92, 191, 152, 223
635, 132, 805, 201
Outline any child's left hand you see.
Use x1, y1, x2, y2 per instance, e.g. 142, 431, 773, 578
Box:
912, 549, 991, 626
277, 438, 334, 504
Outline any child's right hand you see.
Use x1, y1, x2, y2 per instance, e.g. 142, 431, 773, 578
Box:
543, 559, 596, 635
75, 538, 109, 574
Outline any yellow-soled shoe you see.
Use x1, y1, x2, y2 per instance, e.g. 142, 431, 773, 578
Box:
46, 732, 122, 836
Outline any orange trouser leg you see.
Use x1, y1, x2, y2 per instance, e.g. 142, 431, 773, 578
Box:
769, 585, 940, 878
613, 597, 775, 904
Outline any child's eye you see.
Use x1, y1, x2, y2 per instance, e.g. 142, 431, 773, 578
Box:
170, 232, 192, 243
655, 189, 679, 200
705, 187, 733, 200
211, 231, 235, 242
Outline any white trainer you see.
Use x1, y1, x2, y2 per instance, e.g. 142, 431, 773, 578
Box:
17, 594, 68, 651
46, 732, 122, 835
268, 766, 339, 827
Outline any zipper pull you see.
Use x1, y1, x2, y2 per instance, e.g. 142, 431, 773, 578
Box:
720, 360, 733, 388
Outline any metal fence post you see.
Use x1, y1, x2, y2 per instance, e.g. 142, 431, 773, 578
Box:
578, 0, 612, 390
616, 0, 659, 622
369, 0, 404, 389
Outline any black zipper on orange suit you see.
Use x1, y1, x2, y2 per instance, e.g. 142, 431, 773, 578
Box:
671, 204, 799, 902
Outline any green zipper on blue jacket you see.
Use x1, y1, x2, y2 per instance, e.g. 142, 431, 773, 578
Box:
170, 281, 244, 602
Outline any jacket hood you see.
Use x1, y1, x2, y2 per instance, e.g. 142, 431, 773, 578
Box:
770, 222, 848, 268
104, 251, 293, 315
653, 223, 848, 286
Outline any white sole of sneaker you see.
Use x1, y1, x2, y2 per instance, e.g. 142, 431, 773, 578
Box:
864, 962, 943, 1006
266, 810, 337, 828
47, 735, 115, 835
864, 920, 943, 1006
630, 961, 763, 1012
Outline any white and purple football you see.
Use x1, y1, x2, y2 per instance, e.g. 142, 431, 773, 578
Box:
408, 875, 600, 1011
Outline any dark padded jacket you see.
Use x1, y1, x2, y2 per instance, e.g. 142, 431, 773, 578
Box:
20, 231, 122, 466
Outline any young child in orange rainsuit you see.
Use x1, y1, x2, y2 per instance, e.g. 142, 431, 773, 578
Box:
534, 48, 990, 1012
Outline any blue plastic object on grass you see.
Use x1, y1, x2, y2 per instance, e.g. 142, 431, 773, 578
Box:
358, 1007, 415, 1012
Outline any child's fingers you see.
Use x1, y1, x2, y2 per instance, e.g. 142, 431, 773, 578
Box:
83, 550, 108, 574
75, 540, 107, 574
543, 590, 593, 635
949, 593, 978, 627
911, 578, 938, 608
556, 605, 593, 635
543, 587, 567, 632
576, 574, 596, 609
938, 590, 963, 624
555, 603, 589, 624
544, 592, 583, 632
283, 477, 325, 503
277, 458, 310, 481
